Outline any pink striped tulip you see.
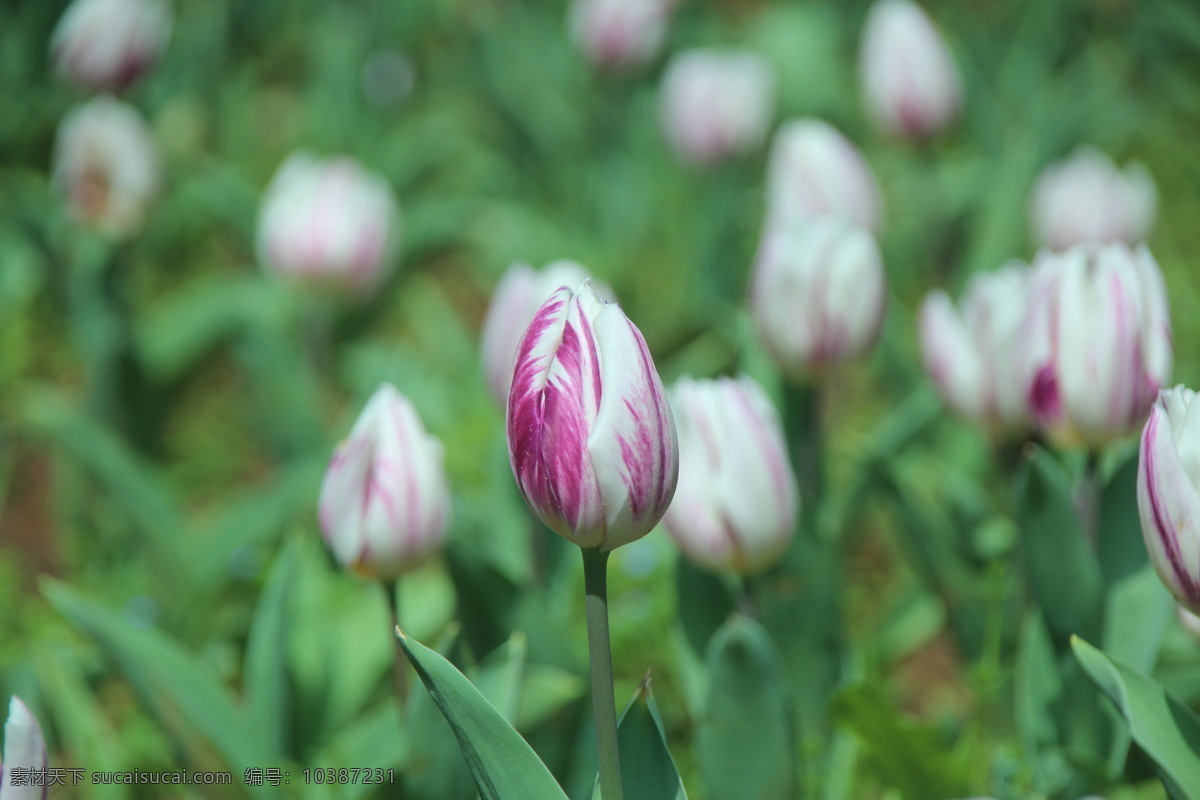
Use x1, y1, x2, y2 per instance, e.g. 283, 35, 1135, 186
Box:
1021, 243, 1171, 448
919, 262, 1031, 431
568, 0, 670, 70
749, 216, 887, 375
53, 96, 159, 239
659, 49, 775, 165
480, 260, 613, 406
765, 119, 884, 234
858, 0, 961, 139
51, 0, 171, 91
664, 376, 797, 574
1, 697, 47, 800
318, 385, 450, 579
1139, 387, 1200, 614
1031, 147, 1157, 252
507, 281, 678, 550
257, 152, 398, 295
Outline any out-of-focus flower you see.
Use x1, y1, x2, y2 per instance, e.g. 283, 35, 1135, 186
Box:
749, 216, 887, 375
1, 696, 48, 800
919, 262, 1031, 431
659, 49, 775, 165
361, 49, 416, 109
481, 260, 614, 407
1031, 146, 1157, 252
858, 0, 961, 139
1138, 386, 1200, 615
52, 95, 159, 239
568, 0, 670, 70
257, 152, 399, 295
507, 281, 678, 551
318, 384, 451, 579
765, 119, 884, 234
1022, 243, 1171, 448
51, 0, 171, 91
664, 376, 797, 574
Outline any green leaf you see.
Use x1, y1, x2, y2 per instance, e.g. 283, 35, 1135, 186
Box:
612, 674, 686, 800
396, 628, 570, 800
1014, 447, 1103, 642
1013, 611, 1069, 794
1072, 636, 1200, 799
697, 616, 794, 800
1098, 453, 1146, 585
674, 556, 735, 658
243, 538, 298, 761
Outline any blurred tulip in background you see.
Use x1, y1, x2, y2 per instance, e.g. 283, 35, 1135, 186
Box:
664, 376, 797, 574
568, 0, 670, 70
51, 0, 171, 92
507, 281, 678, 551
52, 95, 159, 239
859, 0, 961, 139
1030, 146, 1157, 252
318, 384, 451, 580
257, 152, 399, 296
1, 697, 47, 800
659, 48, 775, 165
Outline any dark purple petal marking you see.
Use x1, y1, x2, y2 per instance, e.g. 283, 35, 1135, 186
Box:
613, 324, 675, 522
1029, 364, 1061, 428
1142, 410, 1200, 604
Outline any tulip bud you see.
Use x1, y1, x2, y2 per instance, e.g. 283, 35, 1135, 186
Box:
858, 0, 961, 139
1031, 146, 1157, 252
568, 0, 670, 70
51, 0, 171, 92
318, 384, 451, 579
52, 96, 160, 240
663, 376, 797, 574
481, 260, 616, 407
1138, 386, 1200, 615
257, 152, 399, 295
919, 262, 1031, 431
659, 49, 775, 165
507, 281, 678, 550
1022, 243, 1171, 448
765, 119, 884, 234
1, 696, 48, 800
749, 216, 887, 375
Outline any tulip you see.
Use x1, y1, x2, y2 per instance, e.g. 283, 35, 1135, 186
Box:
1138, 386, 1200, 615
659, 49, 775, 165
663, 376, 797, 574
480, 260, 614, 406
257, 152, 399, 295
1, 697, 47, 800
51, 0, 171, 92
919, 262, 1031, 431
858, 0, 961, 139
749, 216, 887, 375
52, 96, 159, 239
1021, 243, 1171, 448
765, 119, 884, 234
568, 0, 670, 70
318, 384, 451, 579
507, 280, 678, 551
1031, 146, 1157, 252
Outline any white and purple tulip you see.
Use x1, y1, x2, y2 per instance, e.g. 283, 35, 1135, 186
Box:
1, 697, 48, 800
765, 118, 884, 235
919, 262, 1031, 431
318, 384, 451, 579
659, 49, 775, 166
480, 260, 613, 407
663, 376, 797, 575
507, 281, 678, 551
858, 0, 961, 140
1021, 243, 1171, 448
568, 0, 670, 70
51, 0, 171, 92
53, 95, 160, 240
749, 216, 887, 375
1031, 146, 1157, 252
257, 152, 399, 296
1138, 387, 1200, 614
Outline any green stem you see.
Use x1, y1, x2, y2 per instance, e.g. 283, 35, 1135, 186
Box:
783, 381, 823, 537
1077, 452, 1101, 547
382, 579, 408, 704
582, 548, 623, 800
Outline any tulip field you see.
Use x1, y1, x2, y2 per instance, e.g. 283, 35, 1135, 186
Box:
6, 0, 1200, 798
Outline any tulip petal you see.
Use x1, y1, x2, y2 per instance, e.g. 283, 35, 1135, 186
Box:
1139, 402, 1200, 612
2, 696, 48, 800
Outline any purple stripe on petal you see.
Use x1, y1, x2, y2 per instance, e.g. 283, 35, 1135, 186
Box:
1142, 409, 1200, 604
